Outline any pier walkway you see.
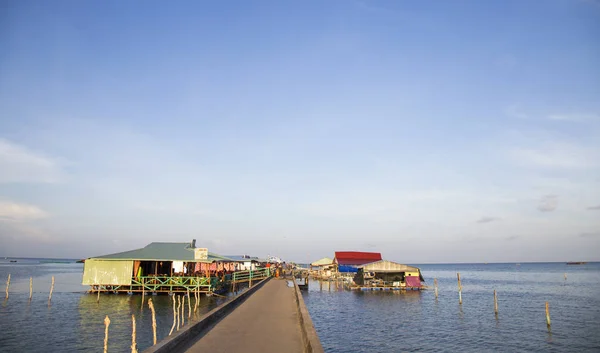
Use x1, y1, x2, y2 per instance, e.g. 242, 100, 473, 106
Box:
185, 279, 304, 353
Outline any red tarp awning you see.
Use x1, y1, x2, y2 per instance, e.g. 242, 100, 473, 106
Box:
405, 275, 421, 287
334, 251, 382, 265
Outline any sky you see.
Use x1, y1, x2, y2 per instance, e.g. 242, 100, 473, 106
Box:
0, 0, 599, 263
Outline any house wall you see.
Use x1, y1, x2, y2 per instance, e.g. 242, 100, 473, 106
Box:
82, 259, 134, 285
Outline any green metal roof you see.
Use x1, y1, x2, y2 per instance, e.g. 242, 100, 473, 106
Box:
89, 242, 234, 263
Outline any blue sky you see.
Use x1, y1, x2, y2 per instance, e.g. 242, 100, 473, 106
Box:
1, 0, 599, 263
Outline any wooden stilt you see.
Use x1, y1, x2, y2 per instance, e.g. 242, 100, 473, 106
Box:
29, 277, 33, 301
48, 276, 55, 304
434, 278, 438, 299
545, 302, 551, 327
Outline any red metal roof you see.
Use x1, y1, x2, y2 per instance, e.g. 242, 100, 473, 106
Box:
334, 251, 382, 265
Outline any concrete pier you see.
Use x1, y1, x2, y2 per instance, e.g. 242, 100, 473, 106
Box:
145, 277, 323, 353
186, 279, 304, 353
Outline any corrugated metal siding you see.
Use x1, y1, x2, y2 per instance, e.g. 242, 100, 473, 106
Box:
360, 260, 420, 272
82, 260, 134, 285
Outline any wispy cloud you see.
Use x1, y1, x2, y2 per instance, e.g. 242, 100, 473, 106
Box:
0, 200, 53, 244
476, 217, 500, 224
505, 105, 529, 119
510, 143, 594, 169
580, 232, 600, 238
538, 195, 558, 212
0, 138, 65, 183
547, 113, 599, 122
0, 200, 49, 221
587, 205, 600, 210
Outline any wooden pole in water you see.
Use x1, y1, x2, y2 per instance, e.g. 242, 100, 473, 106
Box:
434, 278, 438, 299
545, 301, 551, 327
494, 290, 498, 315
148, 298, 157, 345
141, 278, 145, 307
457, 273, 462, 304
29, 277, 33, 301
5, 274, 10, 300
103, 315, 110, 353
131, 314, 138, 353
564, 273, 567, 281
181, 294, 185, 327
169, 295, 176, 336
187, 289, 191, 319
48, 276, 55, 303
97, 284, 101, 303
176, 295, 181, 331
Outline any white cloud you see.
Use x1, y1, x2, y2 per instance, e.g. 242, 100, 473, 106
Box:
0, 201, 53, 244
0, 200, 49, 221
510, 143, 596, 169
0, 138, 64, 183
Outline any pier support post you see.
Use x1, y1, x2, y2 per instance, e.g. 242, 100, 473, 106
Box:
434, 278, 438, 299
187, 289, 191, 319
169, 295, 176, 336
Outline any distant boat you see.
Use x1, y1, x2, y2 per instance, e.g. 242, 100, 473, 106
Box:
9, 260, 17, 263
567, 261, 587, 265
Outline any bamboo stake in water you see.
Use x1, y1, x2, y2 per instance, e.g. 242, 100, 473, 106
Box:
545, 301, 551, 327
97, 285, 101, 303
564, 273, 567, 281
103, 315, 110, 353
29, 277, 33, 300
5, 274, 10, 300
48, 276, 55, 303
131, 314, 138, 353
187, 289, 191, 319
176, 295, 181, 331
194, 287, 198, 313
494, 290, 498, 315
434, 278, 438, 299
457, 273, 462, 304
169, 295, 176, 336
141, 278, 145, 309
148, 298, 157, 345
181, 294, 186, 326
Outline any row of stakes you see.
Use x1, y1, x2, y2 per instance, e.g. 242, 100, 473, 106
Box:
4, 274, 55, 304
326, 271, 555, 329
4, 274, 203, 352
433, 273, 552, 328
6, 271, 561, 351
103, 290, 203, 353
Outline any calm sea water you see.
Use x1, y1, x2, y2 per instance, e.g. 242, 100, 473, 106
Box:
0, 258, 226, 352
2, 260, 599, 352
302, 262, 600, 352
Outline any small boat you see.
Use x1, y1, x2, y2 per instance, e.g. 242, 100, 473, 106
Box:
567, 262, 587, 265
10, 260, 17, 263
